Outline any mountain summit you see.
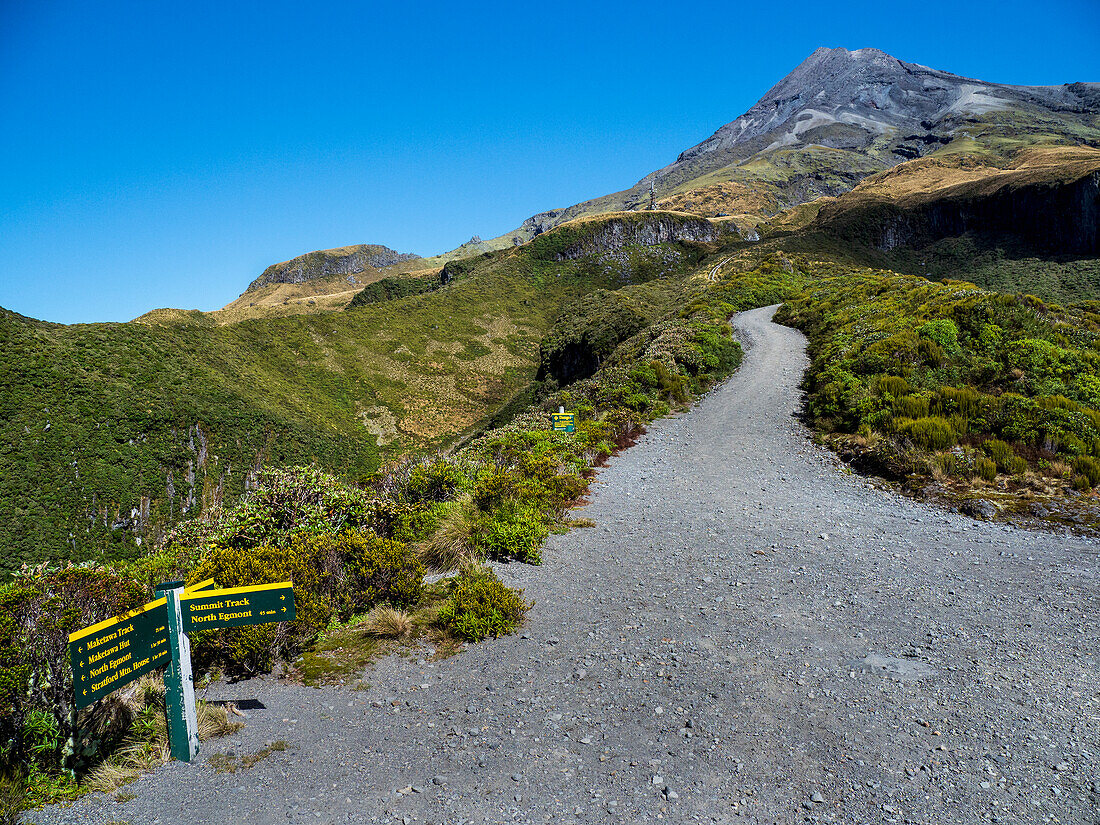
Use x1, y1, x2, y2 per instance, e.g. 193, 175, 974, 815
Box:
662, 46, 1098, 179
217, 47, 1099, 320
477, 47, 1099, 247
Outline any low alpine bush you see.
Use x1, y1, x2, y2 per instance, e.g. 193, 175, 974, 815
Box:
436, 567, 529, 642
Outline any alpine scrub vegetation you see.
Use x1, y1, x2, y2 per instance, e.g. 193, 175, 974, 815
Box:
435, 566, 530, 642
0, 211, 720, 574
777, 261, 1100, 511
0, 231, 764, 808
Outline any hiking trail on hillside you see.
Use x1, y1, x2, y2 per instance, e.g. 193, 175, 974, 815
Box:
32, 306, 1099, 825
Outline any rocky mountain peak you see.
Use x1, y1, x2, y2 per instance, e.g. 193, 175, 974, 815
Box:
665, 46, 1098, 175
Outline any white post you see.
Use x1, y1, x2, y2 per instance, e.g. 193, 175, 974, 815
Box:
157, 581, 199, 762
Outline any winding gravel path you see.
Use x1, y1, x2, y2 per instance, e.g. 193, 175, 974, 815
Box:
33, 307, 1099, 825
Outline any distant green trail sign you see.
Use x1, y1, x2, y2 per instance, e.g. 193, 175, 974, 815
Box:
181, 581, 295, 631
69, 597, 170, 709
552, 412, 575, 432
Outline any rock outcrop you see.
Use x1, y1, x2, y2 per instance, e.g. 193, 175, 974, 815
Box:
248, 244, 420, 291
548, 215, 719, 261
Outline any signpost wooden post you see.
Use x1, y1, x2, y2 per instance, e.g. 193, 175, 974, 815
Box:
68, 578, 294, 764
157, 580, 199, 762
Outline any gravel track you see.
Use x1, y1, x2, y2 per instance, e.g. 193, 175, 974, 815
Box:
32, 306, 1099, 825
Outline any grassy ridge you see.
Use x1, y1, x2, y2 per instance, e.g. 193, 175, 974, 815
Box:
0, 216, 719, 572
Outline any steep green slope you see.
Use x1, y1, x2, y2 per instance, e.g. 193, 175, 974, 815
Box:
0, 213, 720, 572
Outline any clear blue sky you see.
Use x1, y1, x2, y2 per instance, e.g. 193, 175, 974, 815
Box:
2, 0, 1098, 324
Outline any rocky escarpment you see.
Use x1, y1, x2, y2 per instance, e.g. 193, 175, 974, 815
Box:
247, 244, 420, 291
547, 214, 720, 261
816, 168, 1100, 256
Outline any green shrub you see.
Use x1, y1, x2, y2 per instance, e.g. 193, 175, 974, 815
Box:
187, 542, 329, 674
975, 457, 997, 482
0, 567, 146, 778
171, 467, 396, 552
652, 361, 690, 403
877, 375, 911, 398
436, 567, 529, 642
934, 453, 957, 476
1073, 474, 1091, 491
402, 461, 465, 505
918, 319, 960, 354
934, 386, 991, 425
187, 529, 422, 673
898, 416, 957, 450
390, 502, 445, 544
1072, 455, 1100, 487
336, 531, 423, 610
472, 502, 548, 564
1059, 433, 1087, 456
983, 439, 1015, 471
894, 394, 930, 419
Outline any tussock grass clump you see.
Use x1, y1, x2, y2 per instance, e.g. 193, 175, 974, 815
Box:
420, 495, 481, 572
0, 772, 26, 825
364, 606, 414, 639
82, 674, 241, 794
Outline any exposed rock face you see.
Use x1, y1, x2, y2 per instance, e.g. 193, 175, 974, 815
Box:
519, 209, 569, 238
248, 244, 420, 291
550, 216, 719, 261
818, 168, 1100, 256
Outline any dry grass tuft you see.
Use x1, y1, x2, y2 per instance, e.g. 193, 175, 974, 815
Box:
198, 701, 243, 740
1048, 461, 1072, 479
83, 762, 142, 794
81, 674, 242, 795
420, 495, 480, 572
364, 605, 414, 638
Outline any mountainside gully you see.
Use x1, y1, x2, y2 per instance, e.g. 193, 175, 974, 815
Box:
33, 307, 1099, 825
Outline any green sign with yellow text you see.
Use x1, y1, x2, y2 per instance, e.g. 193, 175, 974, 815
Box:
552, 412, 575, 432
180, 581, 295, 631
69, 597, 171, 709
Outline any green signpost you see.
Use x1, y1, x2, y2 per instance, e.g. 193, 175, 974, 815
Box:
552, 406, 575, 433
181, 581, 295, 631
69, 596, 170, 709
68, 577, 294, 762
